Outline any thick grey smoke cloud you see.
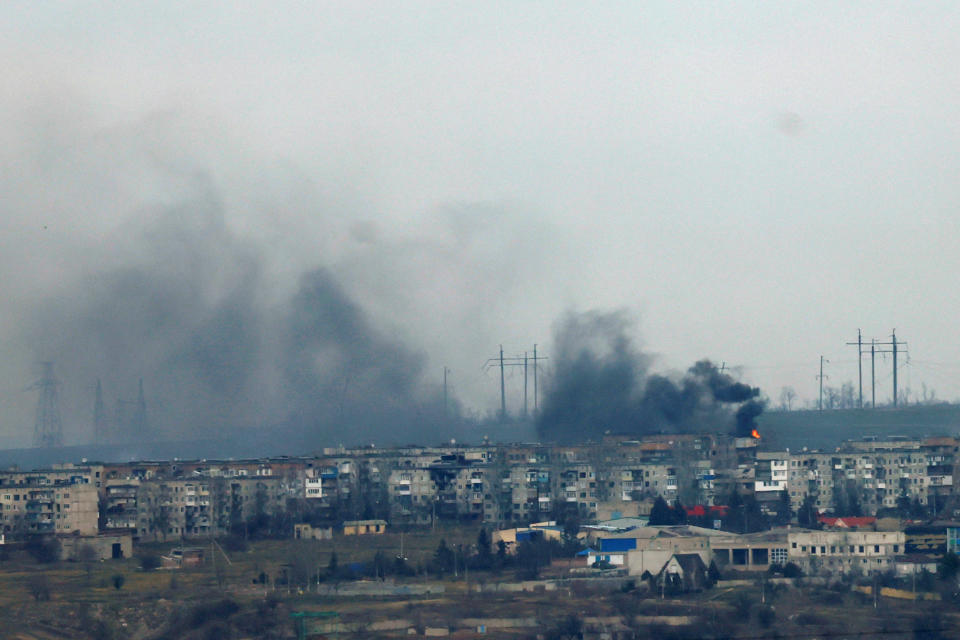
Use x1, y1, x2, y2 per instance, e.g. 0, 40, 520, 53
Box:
0, 98, 578, 450
22, 175, 454, 448
536, 311, 764, 442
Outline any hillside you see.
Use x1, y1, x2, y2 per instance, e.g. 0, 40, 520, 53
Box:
757, 404, 960, 451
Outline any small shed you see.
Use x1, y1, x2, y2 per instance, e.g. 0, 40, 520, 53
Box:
162, 547, 205, 568
294, 523, 333, 540
60, 532, 133, 561
342, 519, 387, 535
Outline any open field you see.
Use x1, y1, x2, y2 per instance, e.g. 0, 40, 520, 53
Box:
3, 531, 960, 638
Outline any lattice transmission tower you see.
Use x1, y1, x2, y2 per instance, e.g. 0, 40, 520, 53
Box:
32, 362, 63, 448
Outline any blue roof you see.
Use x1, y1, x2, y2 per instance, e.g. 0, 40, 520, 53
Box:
599, 538, 637, 552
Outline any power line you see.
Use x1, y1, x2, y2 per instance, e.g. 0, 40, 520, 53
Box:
483, 345, 547, 420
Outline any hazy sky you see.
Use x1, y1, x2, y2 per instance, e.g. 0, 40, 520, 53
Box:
2, 3, 960, 446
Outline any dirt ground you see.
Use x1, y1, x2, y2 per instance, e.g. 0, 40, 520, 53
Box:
1, 532, 959, 639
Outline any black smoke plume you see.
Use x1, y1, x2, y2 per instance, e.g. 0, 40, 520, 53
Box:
536, 311, 764, 442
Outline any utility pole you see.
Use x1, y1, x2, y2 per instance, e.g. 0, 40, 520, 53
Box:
499, 346, 506, 420
869, 332, 907, 408
846, 329, 864, 408
817, 356, 829, 411
523, 352, 529, 418
892, 330, 898, 407
530, 345, 547, 417
533, 344, 539, 416
871, 340, 876, 408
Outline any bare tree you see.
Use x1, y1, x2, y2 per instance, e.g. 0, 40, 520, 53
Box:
898, 387, 913, 406
840, 382, 856, 409
77, 543, 98, 584
778, 387, 796, 412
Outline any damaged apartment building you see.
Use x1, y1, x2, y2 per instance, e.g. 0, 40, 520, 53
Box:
0, 433, 957, 546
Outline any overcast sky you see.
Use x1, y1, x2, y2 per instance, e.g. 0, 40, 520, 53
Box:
2, 3, 960, 446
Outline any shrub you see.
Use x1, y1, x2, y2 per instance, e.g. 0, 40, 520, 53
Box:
111, 574, 125, 590
221, 535, 249, 553
733, 592, 753, 619
140, 555, 161, 571
756, 604, 775, 628
27, 574, 51, 601
25, 536, 61, 564
187, 599, 240, 629
546, 614, 583, 640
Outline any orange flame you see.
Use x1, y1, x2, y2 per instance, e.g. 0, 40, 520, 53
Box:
751, 429, 761, 439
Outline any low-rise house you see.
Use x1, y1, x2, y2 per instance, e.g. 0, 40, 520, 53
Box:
493, 521, 568, 553
342, 519, 387, 535
60, 532, 133, 561
294, 523, 333, 540
587, 526, 718, 573
658, 553, 710, 592
818, 516, 876, 529
895, 555, 939, 576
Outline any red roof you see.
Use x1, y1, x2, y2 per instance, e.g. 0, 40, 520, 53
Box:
686, 505, 729, 518
818, 516, 876, 529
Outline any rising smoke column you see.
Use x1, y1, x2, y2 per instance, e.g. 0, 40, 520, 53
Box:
536, 310, 765, 442
534, 310, 650, 443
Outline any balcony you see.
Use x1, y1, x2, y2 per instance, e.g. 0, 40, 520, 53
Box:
25, 512, 53, 523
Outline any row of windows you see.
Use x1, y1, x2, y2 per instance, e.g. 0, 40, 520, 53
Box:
792, 542, 899, 555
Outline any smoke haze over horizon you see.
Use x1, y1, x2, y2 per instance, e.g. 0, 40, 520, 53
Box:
2, 3, 960, 448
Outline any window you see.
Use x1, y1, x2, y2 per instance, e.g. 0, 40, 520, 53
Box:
859, 546, 865, 554
874, 545, 880, 553
771, 548, 788, 564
